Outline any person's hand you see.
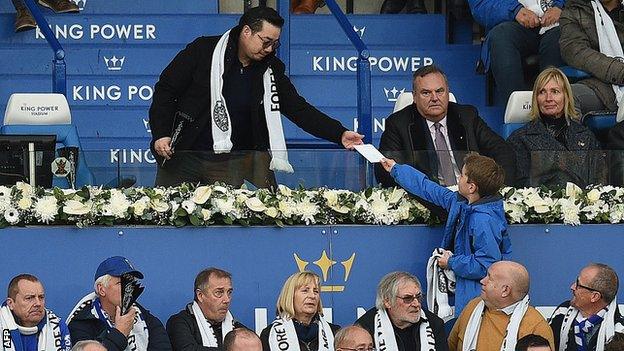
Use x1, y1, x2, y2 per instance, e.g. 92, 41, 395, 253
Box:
341, 131, 364, 149
437, 250, 452, 269
114, 306, 137, 337
541, 7, 562, 27
380, 158, 396, 173
154, 137, 173, 160
515, 7, 540, 28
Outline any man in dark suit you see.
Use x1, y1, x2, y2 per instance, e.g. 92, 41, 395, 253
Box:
375, 65, 515, 189
149, 6, 363, 188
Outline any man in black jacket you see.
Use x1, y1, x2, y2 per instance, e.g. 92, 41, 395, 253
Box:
374, 65, 515, 189
67, 256, 172, 351
355, 271, 448, 351
167, 268, 245, 351
149, 6, 363, 188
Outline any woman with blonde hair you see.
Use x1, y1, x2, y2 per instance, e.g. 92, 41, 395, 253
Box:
260, 271, 340, 351
507, 67, 604, 187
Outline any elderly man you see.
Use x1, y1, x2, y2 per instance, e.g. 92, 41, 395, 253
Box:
1, 274, 72, 351
449, 261, 554, 351
549, 263, 624, 351
71, 340, 107, 351
334, 325, 373, 351
375, 64, 515, 190
167, 268, 244, 350
355, 271, 448, 351
223, 329, 261, 351
67, 256, 171, 351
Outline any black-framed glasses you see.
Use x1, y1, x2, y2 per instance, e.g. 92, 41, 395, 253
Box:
337, 347, 376, 351
255, 33, 280, 50
396, 292, 423, 304
575, 278, 601, 294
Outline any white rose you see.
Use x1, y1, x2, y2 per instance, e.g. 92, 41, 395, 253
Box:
191, 186, 212, 204
151, 199, 169, 213
323, 190, 338, 206
63, 200, 91, 215
236, 194, 249, 204
17, 196, 32, 210
264, 207, 278, 218
245, 197, 266, 212
587, 189, 601, 203
133, 199, 148, 216
14, 182, 33, 196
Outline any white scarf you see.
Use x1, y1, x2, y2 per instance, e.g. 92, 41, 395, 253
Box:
209, 30, 294, 173
518, 0, 559, 34
553, 298, 624, 351
0, 305, 65, 351
426, 248, 456, 323
268, 315, 334, 351
462, 295, 530, 351
190, 301, 235, 347
373, 308, 436, 351
67, 293, 149, 351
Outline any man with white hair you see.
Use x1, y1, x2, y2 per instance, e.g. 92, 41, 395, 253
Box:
355, 271, 448, 351
549, 263, 624, 351
71, 340, 107, 351
449, 261, 554, 351
67, 256, 172, 351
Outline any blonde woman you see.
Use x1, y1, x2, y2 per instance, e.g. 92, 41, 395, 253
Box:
260, 272, 339, 351
507, 67, 603, 187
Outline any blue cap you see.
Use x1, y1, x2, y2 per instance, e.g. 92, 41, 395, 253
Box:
94, 256, 144, 281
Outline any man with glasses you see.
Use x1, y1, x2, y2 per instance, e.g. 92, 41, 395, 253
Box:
167, 268, 245, 350
334, 325, 374, 351
355, 271, 448, 351
448, 261, 554, 351
549, 263, 624, 351
149, 6, 363, 188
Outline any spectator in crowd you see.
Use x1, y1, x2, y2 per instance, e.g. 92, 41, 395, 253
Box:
224, 328, 262, 351
71, 340, 107, 351
149, 6, 363, 188
67, 256, 172, 351
605, 333, 624, 351
468, 0, 565, 104
1, 274, 72, 351
11, 0, 79, 32
559, 0, 624, 119
167, 268, 245, 350
449, 261, 555, 351
333, 325, 373, 351
507, 67, 604, 187
380, 0, 426, 14
260, 271, 339, 351
515, 334, 552, 350
355, 271, 448, 351
375, 64, 515, 192
291, 0, 324, 14
549, 263, 623, 351
608, 121, 624, 186
380, 153, 511, 315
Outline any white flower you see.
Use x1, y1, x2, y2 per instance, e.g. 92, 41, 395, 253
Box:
213, 185, 228, 194
264, 207, 278, 218
524, 194, 550, 214
245, 197, 266, 212
17, 196, 32, 210
151, 199, 169, 213
0, 185, 11, 198
323, 190, 338, 206
181, 200, 196, 214
295, 199, 319, 224
201, 208, 212, 220
278, 185, 292, 196
132, 196, 150, 216
369, 196, 390, 219
565, 182, 582, 199
236, 194, 249, 204
587, 189, 601, 203
191, 186, 212, 204
279, 199, 296, 218
397, 202, 411, 220
106, 191, 131, 218
4, 208, 19, 224
609, 204, 624, 223
33, 196, 58, 223
213, 198, 235, 215
504, 202, 526, 223
14, 182, 33, 196
558, 198, 581, 226
63, 200, 91, 215
388, 188, 406, 204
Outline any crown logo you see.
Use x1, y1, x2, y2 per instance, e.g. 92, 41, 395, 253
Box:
143, 118, 151, 133
384, 87, 405, 102
103, 55, 125, 71
293, 250, 355, 292
71, 0, 86, 10
353, 25, 366, 38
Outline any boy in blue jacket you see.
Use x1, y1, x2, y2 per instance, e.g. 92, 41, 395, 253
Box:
380, 153, 512, 315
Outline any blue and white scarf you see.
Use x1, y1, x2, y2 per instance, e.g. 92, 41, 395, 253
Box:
0, 303, 68, 351
574, 309, 606, 351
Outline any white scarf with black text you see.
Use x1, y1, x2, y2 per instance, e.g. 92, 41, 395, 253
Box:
426, 248, 456, 322
190, 301, 235, 347
0, 304, 65, 351
373, 308, 436, 351
268, 315, 333, 351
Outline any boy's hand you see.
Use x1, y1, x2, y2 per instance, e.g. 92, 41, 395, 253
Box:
437, 250, 452, 269
380, 158, 396, 172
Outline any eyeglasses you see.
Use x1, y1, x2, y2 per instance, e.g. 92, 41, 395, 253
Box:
575, 278, 601, 294
396, 293, 423, 304
337, 347, 376, 351
256, 33, 280, 50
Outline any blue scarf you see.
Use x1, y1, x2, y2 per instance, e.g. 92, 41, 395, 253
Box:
574, 308, 607, 351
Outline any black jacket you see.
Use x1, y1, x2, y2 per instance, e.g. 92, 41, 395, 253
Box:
149, 25, 347, 165
355, 307, 449, 351
68, 302, 172, 351
259, 317, 340, 351
166, 304, 246, 351
549, 300, 624, 351
374, 103, 516, 187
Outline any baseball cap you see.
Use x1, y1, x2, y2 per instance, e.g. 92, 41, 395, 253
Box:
94, 256, 144, 281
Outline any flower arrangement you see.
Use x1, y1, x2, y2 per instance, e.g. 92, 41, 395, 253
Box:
1, 182, 623, 228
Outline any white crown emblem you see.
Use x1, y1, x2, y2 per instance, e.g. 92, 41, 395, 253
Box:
103, 55, 125, 71
384, 87, 405, 102
353, 25, 366, 38
71, 0, 86, 11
